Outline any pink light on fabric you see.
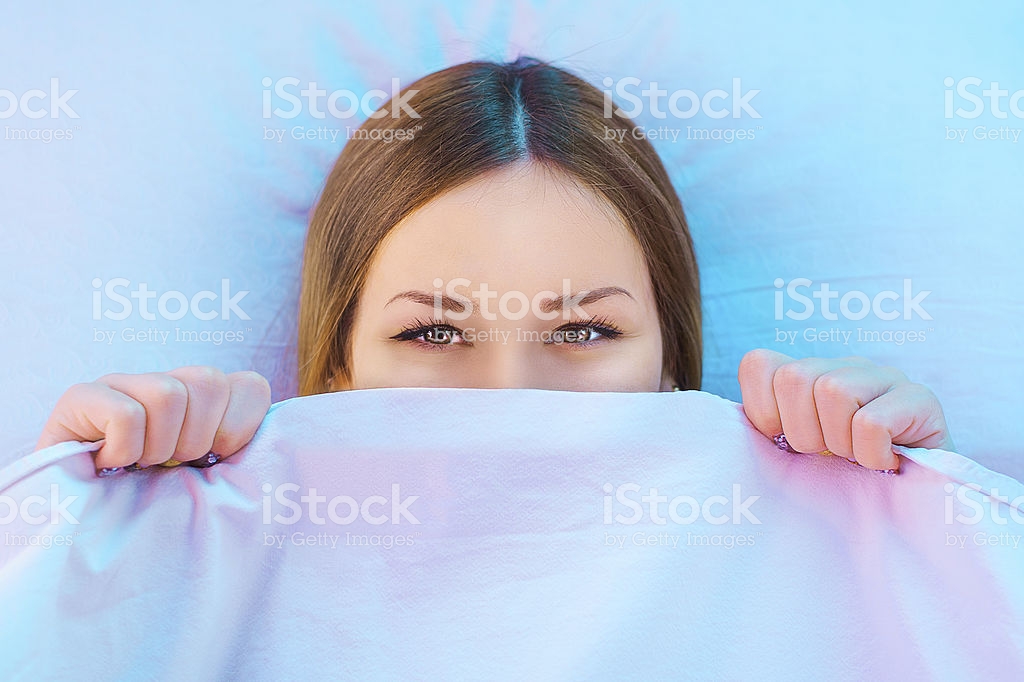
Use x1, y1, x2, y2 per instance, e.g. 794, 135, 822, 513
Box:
1, 388, 1021, 679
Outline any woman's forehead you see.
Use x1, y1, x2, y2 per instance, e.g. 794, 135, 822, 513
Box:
368, 164, 648, 292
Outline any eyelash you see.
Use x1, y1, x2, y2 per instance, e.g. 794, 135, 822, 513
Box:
389, 315, 625, 350
390, 317, 465, 350
550, 315, 624, 345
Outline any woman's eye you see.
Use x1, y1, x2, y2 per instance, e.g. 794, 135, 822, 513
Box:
390, 323, 467, 347
546, 324, 620, 345
556, 327, 599, 343
421, 326, 461, 345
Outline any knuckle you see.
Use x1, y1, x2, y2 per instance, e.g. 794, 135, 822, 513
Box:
111, 398, 146, 428
812, 371, 847, 402
179, 365, 230, 397
231, 371, 271, 399
61, 382, 92, 405
739, 349, 777, 378
147, 375, 189, 412
739, 349, 766, 371
772, 362, 813, 393
906, 381, 939, 407
852, 409, 887, 435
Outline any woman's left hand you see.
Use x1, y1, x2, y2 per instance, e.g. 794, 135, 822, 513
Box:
737, 349, 955, 471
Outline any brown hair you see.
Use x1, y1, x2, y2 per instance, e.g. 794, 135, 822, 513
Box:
298, 57, 701, 395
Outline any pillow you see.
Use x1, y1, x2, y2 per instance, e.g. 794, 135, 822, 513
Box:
1, 388, 1021, 679
3, 2, 1021, 479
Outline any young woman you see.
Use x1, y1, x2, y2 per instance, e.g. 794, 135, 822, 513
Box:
35, 57, 954, 473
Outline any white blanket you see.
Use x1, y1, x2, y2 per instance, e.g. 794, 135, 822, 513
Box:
1, 389, 1021, 680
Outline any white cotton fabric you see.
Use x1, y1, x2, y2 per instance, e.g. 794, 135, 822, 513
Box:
0, 388, 1021, 680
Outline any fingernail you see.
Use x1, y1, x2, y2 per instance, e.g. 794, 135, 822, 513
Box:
186, 452, 221, 468
96, 466, 123, 477
772, 433, 799, 454
877, 468, 899, 476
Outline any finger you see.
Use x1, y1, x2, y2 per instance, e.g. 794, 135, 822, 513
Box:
210, 371, 272, 457
166, 366, 231, 462
95, 373, 188, 467
812, 365, 906, 460
773, 358, 850, 453
737, 349, 793, 438
852, 383, 952, 471
771, 355, 876, 453
36, 383, 147, 469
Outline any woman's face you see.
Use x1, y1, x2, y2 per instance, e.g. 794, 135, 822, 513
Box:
338, 162, 670, 392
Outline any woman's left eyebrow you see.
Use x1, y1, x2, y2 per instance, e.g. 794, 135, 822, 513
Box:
537, 286, 634, 314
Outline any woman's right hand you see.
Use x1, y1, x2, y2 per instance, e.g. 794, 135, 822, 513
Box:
35, 367, 272, 471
